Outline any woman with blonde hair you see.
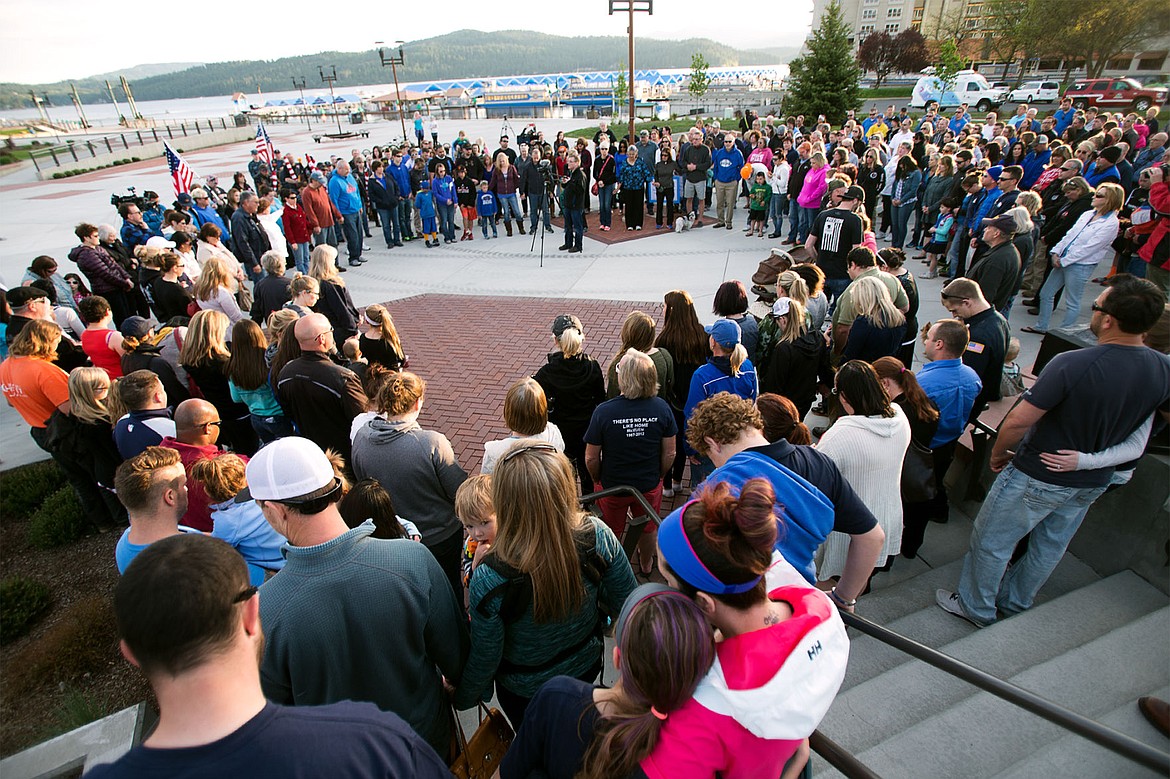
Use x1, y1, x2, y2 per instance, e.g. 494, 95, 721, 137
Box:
309, 244, 359, 340
1029, 181, 1123, 333
193, 256, 245, 328
842, 276, 907, 363
759, 297, 832, 419
534, 314, 606, 493
180, 309, 257, 455
282, 274, 320, 318
453, 444, 636, 728
52, 366, 127, 529
605, 310, 673, 400
357, 304, 407, 371
351, 371, 469, 596
481, 377, 565, 474
265, 308, 299, 364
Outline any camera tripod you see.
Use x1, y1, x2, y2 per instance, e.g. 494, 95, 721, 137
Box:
529, 177, 562, 268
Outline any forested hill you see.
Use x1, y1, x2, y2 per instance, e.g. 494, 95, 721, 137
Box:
0, 30, 795, 110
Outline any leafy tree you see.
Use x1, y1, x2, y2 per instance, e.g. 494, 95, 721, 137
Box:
784, 1, 861, 122
934, 40, 965, 93
893, 30, 931, 76
859, 30, 930, 87
613, 65, 628, 119
688, 52, 711, 98
1061, 0, 1163, 78
982, 0, 1052, 87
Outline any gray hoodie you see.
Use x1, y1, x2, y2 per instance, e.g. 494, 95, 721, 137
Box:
351, 416, 467, 545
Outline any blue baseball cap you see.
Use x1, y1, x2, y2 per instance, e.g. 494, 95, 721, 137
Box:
704, 318, 741, 349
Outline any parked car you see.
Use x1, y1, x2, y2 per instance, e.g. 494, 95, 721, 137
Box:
1063, 78, 1168, 112
1007, 80, 1061, 103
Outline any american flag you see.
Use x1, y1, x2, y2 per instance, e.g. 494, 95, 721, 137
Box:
255, 122, 274, 162
164, 142, 195, 197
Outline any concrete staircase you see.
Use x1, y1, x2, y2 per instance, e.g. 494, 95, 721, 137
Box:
812, 507, 1170, 779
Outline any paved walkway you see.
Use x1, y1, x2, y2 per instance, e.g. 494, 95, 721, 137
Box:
1, 115, 1061, 471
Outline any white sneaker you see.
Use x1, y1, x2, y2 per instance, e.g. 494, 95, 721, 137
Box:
662, 486, 674, 499
935, 589, 985, 627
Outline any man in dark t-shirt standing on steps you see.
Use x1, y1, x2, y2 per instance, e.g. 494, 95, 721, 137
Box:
806, 185, 866, 305
939, 275, 1170, 627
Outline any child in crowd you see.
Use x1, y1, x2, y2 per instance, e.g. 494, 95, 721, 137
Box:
476, 180, 498, 239
747, 171, 771, 238
454, 166, 478, 241
342, 337, 368, 384
414, 187, 439, 248
455, 474, 496, 591
923, 198, 959, 279
1000, 337, 1025, 397
337, 478, 420, 541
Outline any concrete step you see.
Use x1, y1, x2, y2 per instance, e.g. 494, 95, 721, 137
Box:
846, 608, 1170, 778
861, 509, 977, 596
994, 685, 1170, 779
817, 573, 1168, 757
840, 555, 1100, 693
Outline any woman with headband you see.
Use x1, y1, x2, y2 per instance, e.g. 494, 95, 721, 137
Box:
498, 583, 714, 779
642, 478, 849, 779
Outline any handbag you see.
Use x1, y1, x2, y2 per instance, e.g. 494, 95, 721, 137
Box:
591, 180, 600, 196
900, 439, 937, 503
449, 703, 514, 779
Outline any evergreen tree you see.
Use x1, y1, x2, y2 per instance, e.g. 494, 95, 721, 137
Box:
783, 0, 861, 123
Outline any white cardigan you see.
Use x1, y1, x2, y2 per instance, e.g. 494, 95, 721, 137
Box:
1051, 210, 1120, 267
815, 404, 911, 579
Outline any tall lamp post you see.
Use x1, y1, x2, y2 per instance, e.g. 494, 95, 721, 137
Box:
292, 76, 310, 128
318, 65, 343, 135
376, 41, 409, 144
608, 0, 652, 144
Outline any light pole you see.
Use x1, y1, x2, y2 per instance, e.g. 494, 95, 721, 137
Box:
376, 41, 408, 144
608, 0, 652, 144
292, 77, 310, 128
318, 65, 343, 135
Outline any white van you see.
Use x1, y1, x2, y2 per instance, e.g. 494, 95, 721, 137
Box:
910, 70, 1006, 112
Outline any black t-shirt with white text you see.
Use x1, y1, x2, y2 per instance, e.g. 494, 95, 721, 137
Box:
584, 395, 677, 492
811, 208, 865, 280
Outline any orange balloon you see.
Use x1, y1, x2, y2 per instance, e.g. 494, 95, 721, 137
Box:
740, 163, 753, 180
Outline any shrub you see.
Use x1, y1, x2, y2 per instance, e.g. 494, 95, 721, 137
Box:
0, 576, 53, 644
50, 687, 115, 735
5, 596, 118, 696
1, 459, 65, 518
26, 486, 87, 549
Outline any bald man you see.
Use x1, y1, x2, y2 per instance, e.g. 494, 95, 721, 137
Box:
277, 314, 367, 464
160, 399, 245, 533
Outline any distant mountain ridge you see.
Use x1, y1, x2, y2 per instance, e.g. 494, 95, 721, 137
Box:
0, 30, 797, 110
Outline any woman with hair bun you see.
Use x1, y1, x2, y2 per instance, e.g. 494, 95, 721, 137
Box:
351, 371, 468, 596
644, 478, 848, 779
533, 314, 606, 493
817, 360, 911, 579
499, 583, 715, 779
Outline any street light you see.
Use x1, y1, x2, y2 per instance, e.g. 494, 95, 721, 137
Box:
376, 41, 409, 144
292, 77, 310, 128
318, 65, 343, 135
608, 0, 652, 144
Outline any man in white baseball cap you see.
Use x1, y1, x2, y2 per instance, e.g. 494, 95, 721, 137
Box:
247, 437, 469, 756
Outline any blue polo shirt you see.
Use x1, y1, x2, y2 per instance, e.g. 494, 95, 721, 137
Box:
917, 358, 982, 448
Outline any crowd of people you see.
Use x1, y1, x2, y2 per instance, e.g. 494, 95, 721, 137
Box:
3, 98, 1170, 776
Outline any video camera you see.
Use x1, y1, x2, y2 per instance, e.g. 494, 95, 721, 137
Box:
110, 186, 144, 211
537, 157, 558, 189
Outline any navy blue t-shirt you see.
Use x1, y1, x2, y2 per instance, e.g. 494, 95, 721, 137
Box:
500, 676, 646, 779
748, 440, 879, 535
584, 396, 677, 492
85, 701, 450, 779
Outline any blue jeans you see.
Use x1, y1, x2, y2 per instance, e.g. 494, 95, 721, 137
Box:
787, 197, 802, 241
957, 464, 1107, 625
799, 206, 818, 243
945, 216, 967, 271
770, 193, 787, 235
498, 193, 522, 223
376, 207, 401, 246
598, 184, 615, 227
1036, 261, 1095, 331
290, 241, 310, 274
824, 277, 850, 312
251, 413, 295, 444
529, 190, 552, 231
479, 215, 497, 237
436, 201, 456, 241
564, 209, 584, 249
398, 200, 414, 238
340, 214, 362, 262
891, 203, 915, 248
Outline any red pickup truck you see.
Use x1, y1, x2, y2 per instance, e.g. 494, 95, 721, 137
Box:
1063, 78, 1167, 113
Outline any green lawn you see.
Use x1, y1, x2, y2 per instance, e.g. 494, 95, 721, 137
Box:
0, 147, 33, 165
860, 87, 914, 100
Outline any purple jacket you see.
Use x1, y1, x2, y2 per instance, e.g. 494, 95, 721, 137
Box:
68, 244, 131, 295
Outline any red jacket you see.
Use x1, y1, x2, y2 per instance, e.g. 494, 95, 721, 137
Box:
281, 203, 316, 244
160, 437, 249, 533
1137, 181, 1169, 270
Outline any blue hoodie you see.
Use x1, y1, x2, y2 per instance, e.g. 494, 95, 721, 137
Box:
1020, 149, 1051, 189
328, 171, 363, 215
711, 145, 746, 184
475, 189, 498, 217
699, 451, 835, 584
389, 160, 412, 196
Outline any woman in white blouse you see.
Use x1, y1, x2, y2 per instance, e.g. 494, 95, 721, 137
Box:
480, 377, 565, 474
816, 360, 911, 581
1032, 182, 1123, 332
192, 257, 244, 332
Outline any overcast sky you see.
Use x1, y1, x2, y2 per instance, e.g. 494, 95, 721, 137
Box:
2, 0, 813, 84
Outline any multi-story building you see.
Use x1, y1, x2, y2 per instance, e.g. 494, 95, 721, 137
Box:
810, 0, 1170, 81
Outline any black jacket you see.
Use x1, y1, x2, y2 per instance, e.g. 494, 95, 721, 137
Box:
122, 346, 189, 405
562, 168, 588, 211
313, 280, 359, 342
533, 352, 605, 428
229, 209, 271, 272
250, 274, 292, 325
760, 329, 833, 414
1041, 196, 1093, 246
368, 175, 400, 209
276, 351, 367, 463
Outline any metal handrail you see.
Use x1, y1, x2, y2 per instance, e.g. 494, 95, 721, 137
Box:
809, 730, 883, 779
578, 485, 661, 563
839, 610, 1170, 773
